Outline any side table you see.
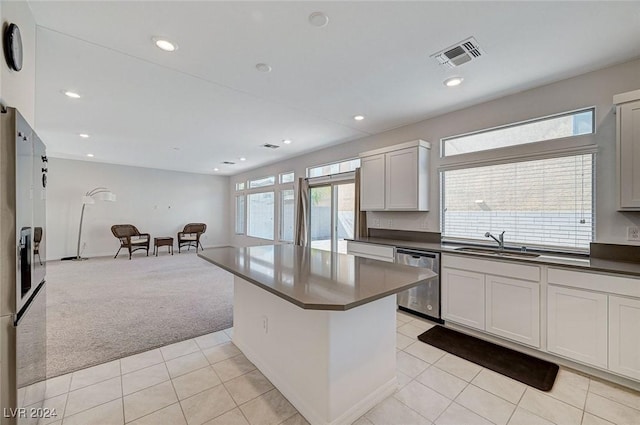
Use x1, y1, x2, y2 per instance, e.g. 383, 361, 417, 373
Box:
154, 237, 174, 256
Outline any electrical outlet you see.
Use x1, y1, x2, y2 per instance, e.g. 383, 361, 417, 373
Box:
374, 219, 381, 227
627, 226, 640, 241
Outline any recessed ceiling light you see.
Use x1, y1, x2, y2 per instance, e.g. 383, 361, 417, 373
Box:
214, 168, 219, 171
86, 153, 94, 157
79, 133, 90, 138
308, 12, 329, 27
283, 139, 292, 145
153, 37, 177, 52
353, 115, 365, 121
255, 63, 272, 73
64, 91, 81, 99
240, 157, 246, 161
444, 77, 464, 87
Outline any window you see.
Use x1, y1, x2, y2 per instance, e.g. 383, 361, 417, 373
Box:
249, 176, 276, 188
280, 189, 295, 242
441, 154, 594, 251
280, 172, 295, 184
235, 182, 245, 191
247, 192, 275, 240
235, 195, 245, 234
442, 108, 594, 157
307, 159, 360, 178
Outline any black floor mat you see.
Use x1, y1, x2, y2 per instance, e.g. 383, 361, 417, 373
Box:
418, 326, 558, 391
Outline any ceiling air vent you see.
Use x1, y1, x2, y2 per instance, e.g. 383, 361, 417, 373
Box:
262, 143, 280, 149
431, 37, 484, 68
222, 161, 235, 165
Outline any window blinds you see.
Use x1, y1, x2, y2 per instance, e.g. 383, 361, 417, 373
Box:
441, 154, 594, 251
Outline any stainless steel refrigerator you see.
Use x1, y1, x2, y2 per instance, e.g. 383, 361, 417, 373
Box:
1, 108, 47, 425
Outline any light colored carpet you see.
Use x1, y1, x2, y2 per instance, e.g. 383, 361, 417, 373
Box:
46, 250, 233, 377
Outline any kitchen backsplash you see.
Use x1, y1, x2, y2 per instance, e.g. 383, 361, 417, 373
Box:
590, 243, 640, 263
367, 228, 441, 243
367, 211, 436, 233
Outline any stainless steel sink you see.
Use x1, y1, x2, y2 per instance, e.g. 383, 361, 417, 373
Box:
454, 247, 540, 258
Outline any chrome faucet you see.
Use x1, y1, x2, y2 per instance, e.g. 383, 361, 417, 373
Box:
485, 231, 506, 250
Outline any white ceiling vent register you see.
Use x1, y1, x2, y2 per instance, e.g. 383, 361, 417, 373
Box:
431, 37, 484, 68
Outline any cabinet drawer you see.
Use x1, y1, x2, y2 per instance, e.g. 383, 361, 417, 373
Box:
346, 242, 394, 262
442, 254, 540, 282
548, 267, 640, 298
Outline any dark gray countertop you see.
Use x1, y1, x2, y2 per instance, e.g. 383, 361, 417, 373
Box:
350, 237, 640, 278
198, 245, 437, 311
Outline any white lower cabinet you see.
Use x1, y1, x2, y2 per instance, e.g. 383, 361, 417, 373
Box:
486, 275, 540, 347
440, 257, 640, 383
442, 268, 485, 330
609, 295, 640, 380
547, 285, 608, 369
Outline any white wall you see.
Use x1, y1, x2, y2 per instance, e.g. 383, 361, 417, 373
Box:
229, 57, 640, 247
1, 0, 36, 126
47, 158, 230, 260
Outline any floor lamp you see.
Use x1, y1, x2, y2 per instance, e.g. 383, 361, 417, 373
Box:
67, 187, 116, 261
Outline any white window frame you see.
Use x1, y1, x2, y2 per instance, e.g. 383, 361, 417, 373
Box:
307, 158, 360, 178
247, 191, 276, 241
439, 107, 598, 253
235, 172, 296, 242
278, 188, 295, 243
441, 107, 595, 158
235, 194, 246, 235
279, 171, 295, 184
249, 175, 276, 189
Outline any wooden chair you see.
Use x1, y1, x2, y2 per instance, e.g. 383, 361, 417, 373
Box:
178, 223, 206, 253
111, 224, 150, 259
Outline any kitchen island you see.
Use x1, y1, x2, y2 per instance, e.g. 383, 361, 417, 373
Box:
199, 245, 436, 425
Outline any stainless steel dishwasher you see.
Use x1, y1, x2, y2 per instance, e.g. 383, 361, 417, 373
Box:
395, 248, 442, 323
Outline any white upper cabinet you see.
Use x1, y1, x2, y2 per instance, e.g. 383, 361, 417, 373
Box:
359, 140, 430, 211
360, 154, 386, 210
614, 89, 640, 210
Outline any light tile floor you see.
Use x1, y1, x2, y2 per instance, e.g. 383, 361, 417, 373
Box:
21, 312, 640, 425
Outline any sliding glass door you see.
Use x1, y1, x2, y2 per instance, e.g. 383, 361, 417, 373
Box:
310, 182, 355, 253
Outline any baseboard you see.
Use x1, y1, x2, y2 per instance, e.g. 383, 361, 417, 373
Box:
48, 243, 231, 261
234, 336, 397, 425
329, 377, 397, 425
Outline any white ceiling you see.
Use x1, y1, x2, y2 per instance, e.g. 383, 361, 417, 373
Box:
28, 1, 640, 175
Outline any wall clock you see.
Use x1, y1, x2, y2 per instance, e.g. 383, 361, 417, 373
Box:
3, 23, 23, 72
